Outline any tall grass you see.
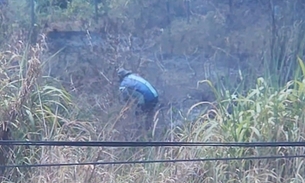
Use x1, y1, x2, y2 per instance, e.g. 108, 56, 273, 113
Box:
172, 59, 305, 182
0, 42, 76, 181
2, 44, 304, 182
2, 0, 305, 183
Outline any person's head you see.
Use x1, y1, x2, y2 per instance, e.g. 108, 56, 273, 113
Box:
117, 68, 132, 81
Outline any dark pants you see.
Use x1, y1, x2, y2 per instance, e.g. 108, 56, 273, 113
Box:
138, 97, 158, 130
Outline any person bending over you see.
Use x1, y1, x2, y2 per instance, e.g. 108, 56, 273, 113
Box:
117, 68, 158, 130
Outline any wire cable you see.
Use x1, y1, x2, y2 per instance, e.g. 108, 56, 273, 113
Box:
0, 140, 305, 147
1, 154, 304, 168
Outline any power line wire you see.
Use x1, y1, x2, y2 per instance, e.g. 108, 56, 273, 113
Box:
2, 154, 304, 168
0, 140, 305, 147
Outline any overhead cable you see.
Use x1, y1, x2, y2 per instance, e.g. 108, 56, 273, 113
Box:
1, 154, 304, 168
0, 140, 304, 147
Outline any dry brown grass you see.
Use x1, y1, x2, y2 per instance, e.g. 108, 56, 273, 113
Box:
1, 43, 305, 182
1, 0, 305, 183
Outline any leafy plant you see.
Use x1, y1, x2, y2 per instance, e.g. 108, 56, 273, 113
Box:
1, 0, 305, 182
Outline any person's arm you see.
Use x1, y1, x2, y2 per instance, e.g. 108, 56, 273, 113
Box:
119, 86, 145, 105
119, 86, 130, 103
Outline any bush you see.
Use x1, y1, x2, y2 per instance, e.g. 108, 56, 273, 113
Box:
1, 0, 305, 182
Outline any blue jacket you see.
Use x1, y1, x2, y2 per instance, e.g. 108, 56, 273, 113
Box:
119, 74, 158, 103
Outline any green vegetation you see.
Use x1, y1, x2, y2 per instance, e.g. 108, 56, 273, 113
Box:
0, 0, 305, 182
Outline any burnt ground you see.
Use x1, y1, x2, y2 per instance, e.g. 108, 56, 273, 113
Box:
41, 29, 252, 141
41, 7, 270, 140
